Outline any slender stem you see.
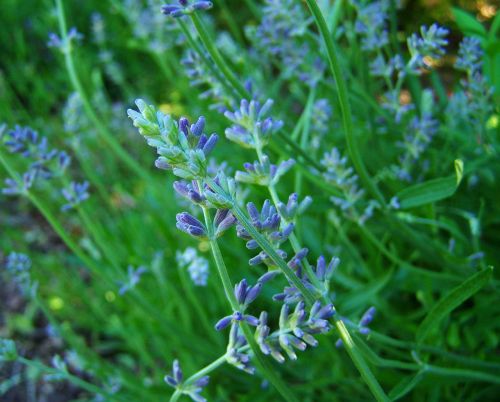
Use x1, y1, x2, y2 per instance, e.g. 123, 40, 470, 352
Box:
304, 0, 385, 206
334, 319, 389, 401
54, 0, 148, 180
185, 354, 228, 385
201, 206, 239, 308
190, 13, 248, 99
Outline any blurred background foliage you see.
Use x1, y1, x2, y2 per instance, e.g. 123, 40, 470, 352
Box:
0, 0, 499, 401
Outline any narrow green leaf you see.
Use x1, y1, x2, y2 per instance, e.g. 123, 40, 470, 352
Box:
388, 370, 426, 401
395, 160, 463, 209
452, 8, 487, 37
489, 9, 500, 38
416, 267, 493, 343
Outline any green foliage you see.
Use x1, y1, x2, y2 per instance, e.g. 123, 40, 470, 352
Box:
0, 0, 499, 401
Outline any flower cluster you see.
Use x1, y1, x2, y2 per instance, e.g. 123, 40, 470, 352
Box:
256, 301, 335, 363
176, 247, 210, 286
61, 181, 90, 211
396, 111, 438, 182
447, 37, 494, 145
224, 99, 283, 149
310, 99, 333, 151
1, 125, 71, 195
276, 193, 312, 224
246, 0, 324, 84
352, 0, 391, 51
215, 278, 263, 331
4, 252, 32, 294
236, 200, 294, 266
235, 155, 295, 187
118, 265, 148, 295
165, 359, 210, 402
455, 37, 483, 76
129, 105, 344, 389
321, 148, 364, 210
273, 254, 338, 304
128, 100, 218, 180
407, 24, 449, 73
47, 27, 83, 52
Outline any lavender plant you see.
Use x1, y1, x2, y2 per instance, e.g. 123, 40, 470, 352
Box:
1, 1, 499, 401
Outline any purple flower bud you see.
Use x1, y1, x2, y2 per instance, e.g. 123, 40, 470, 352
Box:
176, 212, 206, 237
317, 304, 335, 320
243, 314, 260, 326
316, 255, 326, 279
359, 327, 371, 335
173, 359, 183, 383
155, 157, 171, 170
179, 117, 189, 136
215, 315, 232, 331
193, 1, 212, 10
247, 202, 260, 223
202, 134, 218, 155
310, 301, 322, 317
191, 116, 205, 136
194, 375, 210, 387
177, 212, 203, 227
234, 279, 248, 304
246, 239, 259, 249
360, 306, 376, 327
244, 283, 262, 305
258, 270, 279, 284
249, 252, 265, 266
164, 375, 178, 387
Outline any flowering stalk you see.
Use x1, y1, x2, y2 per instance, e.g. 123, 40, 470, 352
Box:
222, 97, 389, 400
205, 177, 316, 305
304, 0, 386, 207
199, 197, 300, 402
54, 0, 149, 180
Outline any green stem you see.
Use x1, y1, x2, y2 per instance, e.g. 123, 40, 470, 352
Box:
54, 0, 148, 180
334, 319, 389, 401
304, 0, 385, 206
190, 13, 248, 99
